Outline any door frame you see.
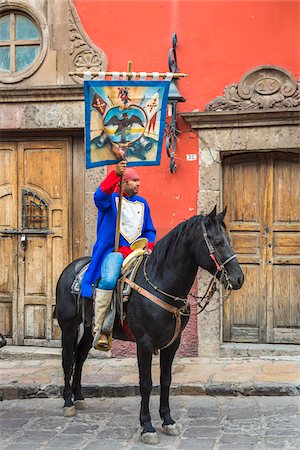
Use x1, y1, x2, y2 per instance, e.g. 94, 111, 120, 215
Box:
0, 131, 85, 346
222, 151, 300, 345
183, 109, 300, 357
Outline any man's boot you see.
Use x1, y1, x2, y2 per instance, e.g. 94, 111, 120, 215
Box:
93, 289, 113, 350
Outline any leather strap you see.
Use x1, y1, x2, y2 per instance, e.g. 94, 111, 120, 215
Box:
124, 277, 187, 350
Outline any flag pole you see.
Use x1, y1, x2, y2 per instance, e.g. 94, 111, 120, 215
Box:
69, 71, 187, 79
114, 61, 132, 252
114, 167, 124, 252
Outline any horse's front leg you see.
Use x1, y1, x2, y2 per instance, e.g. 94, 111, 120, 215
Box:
160, 338, 181, 436
72, 325, 93, 410
137, 339, 159, 445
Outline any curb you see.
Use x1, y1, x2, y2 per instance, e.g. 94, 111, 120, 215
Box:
1, 382, 299, 401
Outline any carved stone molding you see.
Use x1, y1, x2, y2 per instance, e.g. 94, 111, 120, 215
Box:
68, 0, 108, 84
205, 65, 300, 111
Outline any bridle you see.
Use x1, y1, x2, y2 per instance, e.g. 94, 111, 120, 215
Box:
201, 219, 237, 290
141, 217, 237, 314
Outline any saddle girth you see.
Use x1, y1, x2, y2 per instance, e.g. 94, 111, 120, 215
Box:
124, 277, 189, 350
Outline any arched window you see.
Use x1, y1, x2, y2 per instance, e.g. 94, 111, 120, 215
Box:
0, 5, 48, 83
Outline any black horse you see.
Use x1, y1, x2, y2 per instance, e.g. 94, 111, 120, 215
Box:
56, 207, 244, 444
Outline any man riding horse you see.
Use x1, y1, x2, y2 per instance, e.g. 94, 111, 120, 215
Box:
81, 160, 156, 350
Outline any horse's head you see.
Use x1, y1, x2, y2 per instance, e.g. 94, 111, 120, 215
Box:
197, 206, 244, 290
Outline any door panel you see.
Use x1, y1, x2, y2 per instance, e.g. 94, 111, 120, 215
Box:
223, 154, 266, 342
0, 144, 17, 339
0, 141, 71, 345
223, 152, 300, 344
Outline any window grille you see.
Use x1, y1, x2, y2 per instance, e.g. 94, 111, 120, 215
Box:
22, 190, 48, 230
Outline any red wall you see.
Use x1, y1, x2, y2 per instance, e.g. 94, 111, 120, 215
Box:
74, 0, 300, 356
74, 0, 300, 238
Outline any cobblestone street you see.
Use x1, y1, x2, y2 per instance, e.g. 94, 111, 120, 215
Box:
0, 396, 299, 450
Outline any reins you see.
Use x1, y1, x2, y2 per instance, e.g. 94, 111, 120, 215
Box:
142, 218, 237, 315
125, 217, 237, 350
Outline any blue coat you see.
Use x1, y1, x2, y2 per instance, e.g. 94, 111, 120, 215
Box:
81, 186, 156, 298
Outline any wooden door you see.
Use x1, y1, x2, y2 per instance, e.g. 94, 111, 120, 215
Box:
0, 141, 71, 345
223, 152, 300, 344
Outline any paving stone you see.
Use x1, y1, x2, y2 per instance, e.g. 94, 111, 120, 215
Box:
186, 406, 220, 418
2, 444, 42, 450
83, 441, 127, 449
10, 430, 57, 443
0, 418, 30, 430
220, 433, 259, 444
222, 418, 262, 434
42, 434, 90, 448
188, 416, 220, 426
96, 427, 138, 439
258, 438, 295, 449
61, 424, 99, 434
225, 407, 260, 420
177, 438, 216, 449
183, 425, 221, 438
0, 396, 300, 449
218, 445, 255, 450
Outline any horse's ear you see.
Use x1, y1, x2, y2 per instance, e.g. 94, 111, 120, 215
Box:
208, 205, 217, 219
219, 206, 227, 219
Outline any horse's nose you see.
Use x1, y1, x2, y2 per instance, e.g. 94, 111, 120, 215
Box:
237, 274, 244, 288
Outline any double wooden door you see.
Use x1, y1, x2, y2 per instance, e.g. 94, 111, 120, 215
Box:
0, 141, 71, 345
223, 152, 300, 344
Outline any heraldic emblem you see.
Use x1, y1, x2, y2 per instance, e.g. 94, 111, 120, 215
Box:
84, 80, 170, 168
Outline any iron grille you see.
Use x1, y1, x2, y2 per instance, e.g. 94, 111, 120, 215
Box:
22, 189, 49, 230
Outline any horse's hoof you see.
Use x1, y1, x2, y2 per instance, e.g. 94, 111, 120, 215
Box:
162, 423, 181, 436
141, 431, 159, 445
74, 399, 87, 410
63, 405, 77, 417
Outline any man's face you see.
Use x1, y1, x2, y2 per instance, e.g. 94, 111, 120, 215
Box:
124, 177, 140, 196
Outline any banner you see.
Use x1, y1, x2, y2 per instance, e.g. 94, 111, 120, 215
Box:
84, 80, 170, 168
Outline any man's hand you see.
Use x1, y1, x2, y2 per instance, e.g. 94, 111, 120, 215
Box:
116, 160, 127, 176
112, 146, 126, 160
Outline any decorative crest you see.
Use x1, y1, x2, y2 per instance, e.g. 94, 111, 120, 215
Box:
205, 65, 300, 111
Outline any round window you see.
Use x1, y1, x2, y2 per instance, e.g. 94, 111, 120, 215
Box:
0, 5, 48, 83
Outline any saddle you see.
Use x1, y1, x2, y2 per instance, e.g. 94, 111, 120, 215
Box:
71, 239, 147, 340
70, 240, 146, 297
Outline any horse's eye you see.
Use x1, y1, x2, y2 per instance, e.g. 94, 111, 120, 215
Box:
214, 239, 223, 246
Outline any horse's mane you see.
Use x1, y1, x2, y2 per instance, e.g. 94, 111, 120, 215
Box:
151, 215, 203, 265
150, 213, 226, 267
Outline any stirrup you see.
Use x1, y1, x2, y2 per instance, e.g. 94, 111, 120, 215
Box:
93, 329, 111, 351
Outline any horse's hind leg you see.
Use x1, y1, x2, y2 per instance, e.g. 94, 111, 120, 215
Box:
61, 326, 77, 417
137, 340, 159, 445
72, 326, 93, 410
160, 339, 181, 436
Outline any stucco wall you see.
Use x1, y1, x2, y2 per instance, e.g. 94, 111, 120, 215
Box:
73, 0, 299, 356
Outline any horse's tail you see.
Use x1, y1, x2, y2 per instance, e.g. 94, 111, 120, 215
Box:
55, 256, 91, 328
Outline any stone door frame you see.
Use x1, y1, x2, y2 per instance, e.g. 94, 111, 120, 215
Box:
183, 65, 300, 358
